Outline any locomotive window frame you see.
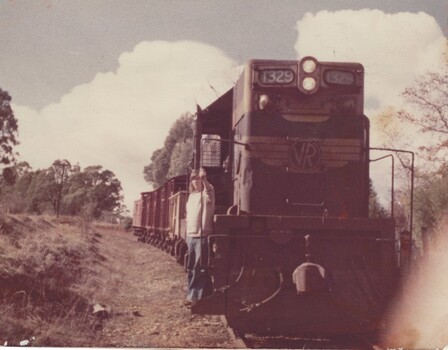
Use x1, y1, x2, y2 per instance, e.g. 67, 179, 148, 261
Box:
201, 134, 222, 168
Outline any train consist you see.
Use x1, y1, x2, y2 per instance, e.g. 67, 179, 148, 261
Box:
133, 57, 412, 338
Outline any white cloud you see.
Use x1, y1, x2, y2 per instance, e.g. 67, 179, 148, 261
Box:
14, 40, 238, 211
295, 9, 445, 120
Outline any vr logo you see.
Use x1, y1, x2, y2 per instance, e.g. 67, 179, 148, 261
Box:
289, 140, 322, 172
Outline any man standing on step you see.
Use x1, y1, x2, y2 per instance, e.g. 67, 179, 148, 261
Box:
185, 168, 215, 306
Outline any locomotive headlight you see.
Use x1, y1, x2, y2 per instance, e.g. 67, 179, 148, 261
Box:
259, 94, 270, 110
302, 77, 316, 91
302, 59, 317, 73
298, 56, 319, 94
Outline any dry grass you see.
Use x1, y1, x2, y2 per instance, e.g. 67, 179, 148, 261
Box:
0, 214, 115, 346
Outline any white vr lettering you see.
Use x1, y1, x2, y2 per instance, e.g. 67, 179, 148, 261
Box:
290, 141, 321, 172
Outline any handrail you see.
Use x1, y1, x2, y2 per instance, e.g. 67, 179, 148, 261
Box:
370, 154, 394, 218
285, 199, 325, 207
370, 147, 415, 263
201, 137, 250, 150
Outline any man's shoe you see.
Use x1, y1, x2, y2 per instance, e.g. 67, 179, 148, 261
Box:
184, 300, 197, 308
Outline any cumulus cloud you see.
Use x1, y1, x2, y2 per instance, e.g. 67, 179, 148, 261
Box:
295, 9, 445, 128
14, 40, 238, 210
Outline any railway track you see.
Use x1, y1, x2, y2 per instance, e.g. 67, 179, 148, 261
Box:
242, 334, 380, 349
222, 316, 380, 349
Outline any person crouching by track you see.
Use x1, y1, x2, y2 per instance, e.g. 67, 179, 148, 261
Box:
185, 168, 215, 307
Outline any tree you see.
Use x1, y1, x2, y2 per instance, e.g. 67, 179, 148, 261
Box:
14, 161, 32, 178
0, 159, 123, 218
143, 148, 170, 188
0, 162, 33, 213
369, 179, 389, 219
392, 58, 448, 244
2, 167, 16, 186
64, 165, 123, 218
144, 113, 194, 187
397, 59, 448, 167
167, 140, 193, 179
52, 159, 71, 217
0, 89, 19, 165
414, 174, 448, 235
30, 169, 59, 214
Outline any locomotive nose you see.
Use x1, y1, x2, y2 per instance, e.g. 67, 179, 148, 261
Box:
292, 262, 330, 293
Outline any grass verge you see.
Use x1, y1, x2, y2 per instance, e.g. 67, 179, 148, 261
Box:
0, 214, 113, 346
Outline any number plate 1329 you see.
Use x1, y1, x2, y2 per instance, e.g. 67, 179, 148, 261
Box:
258, 69, 294, 85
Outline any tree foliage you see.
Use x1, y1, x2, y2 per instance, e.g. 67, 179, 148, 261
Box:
64, 165, 123, 218
414, 174, 448, 234
0, 161, 123, 219
369, 179, 389, 219
0, 88, 19, 165
369, 192, 388, 220
143, 113, 194, 187
167, 140, 194, 179
50, 159, 71, 217
397, 59, 448, 165
392, 58, 448, 243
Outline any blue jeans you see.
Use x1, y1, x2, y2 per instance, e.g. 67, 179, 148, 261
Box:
186, 236, 212, 302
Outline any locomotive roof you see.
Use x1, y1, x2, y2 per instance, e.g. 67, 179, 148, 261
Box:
202, 88, 232, 118
201, 88, 233, 135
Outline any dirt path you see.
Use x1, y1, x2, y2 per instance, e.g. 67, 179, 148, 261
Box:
92, 227, 235, 348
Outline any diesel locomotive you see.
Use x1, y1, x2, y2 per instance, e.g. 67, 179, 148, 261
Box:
133, 56, 413, 337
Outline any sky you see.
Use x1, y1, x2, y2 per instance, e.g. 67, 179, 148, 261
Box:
1, 0, 447, 211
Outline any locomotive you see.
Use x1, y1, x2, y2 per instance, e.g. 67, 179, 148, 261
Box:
133, 57, 413, 337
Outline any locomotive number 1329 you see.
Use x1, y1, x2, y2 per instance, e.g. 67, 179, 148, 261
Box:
258, 69, 294, 85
